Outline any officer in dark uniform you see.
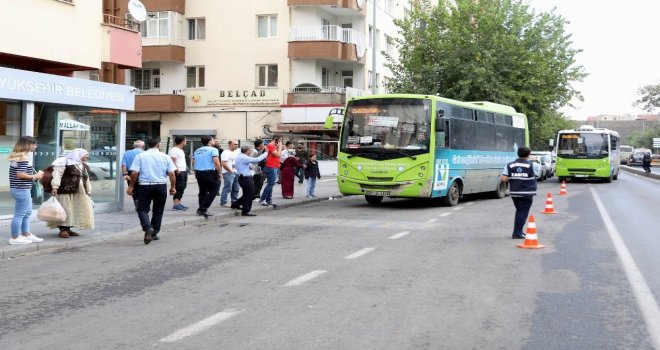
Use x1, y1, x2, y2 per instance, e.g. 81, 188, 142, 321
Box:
501, 146, 538, 239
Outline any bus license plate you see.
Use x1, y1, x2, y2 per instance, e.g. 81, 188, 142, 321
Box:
574, 174, 587, 177
366, 191, 389, 196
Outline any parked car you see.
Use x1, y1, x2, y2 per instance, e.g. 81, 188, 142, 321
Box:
85, 153, 115, 180
531, 151, 554, 178
529, 157, 548, 181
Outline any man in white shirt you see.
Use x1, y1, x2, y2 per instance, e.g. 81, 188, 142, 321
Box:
220, 140, 240, 207
168, 135, 188, 211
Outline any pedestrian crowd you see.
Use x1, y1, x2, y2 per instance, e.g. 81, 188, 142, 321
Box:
7, 134, 321, 246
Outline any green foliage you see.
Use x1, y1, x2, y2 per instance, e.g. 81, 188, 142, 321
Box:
384, 0, 586, 150
634, 84, 660, 112
628, 126, 660, 149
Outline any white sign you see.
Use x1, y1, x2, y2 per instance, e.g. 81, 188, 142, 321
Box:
359, 136, 373, 144
59, 119, 90, 131
653, 138, 660, 147
367, 116, 399, 127
186, 89, 281, 107
0, 67, 134, 110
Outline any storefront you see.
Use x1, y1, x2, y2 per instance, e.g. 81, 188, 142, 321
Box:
0, 67, 134, 218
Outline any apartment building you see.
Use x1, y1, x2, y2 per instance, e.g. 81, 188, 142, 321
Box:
0, 0, 141, 215
126, 0, 407, 159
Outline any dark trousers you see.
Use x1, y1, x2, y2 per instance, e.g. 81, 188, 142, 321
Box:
195, 170, 220, 212
512, 196, 534, 236
137, 184, 167, 234
295, 167, 304, 182
253, 173, 265, 198
173, 171, 188, 200
238, 176, 255, 214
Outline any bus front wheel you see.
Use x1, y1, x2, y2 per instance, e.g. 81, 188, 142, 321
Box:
491, 180, 508, 199
441, 182, 461, 207
365, 195, 383, 205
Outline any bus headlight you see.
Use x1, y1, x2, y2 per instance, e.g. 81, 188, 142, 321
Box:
418, 173, 424, 177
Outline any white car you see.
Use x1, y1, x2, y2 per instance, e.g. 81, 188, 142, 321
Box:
529, 156, 548, 181
531, 151, 554, 178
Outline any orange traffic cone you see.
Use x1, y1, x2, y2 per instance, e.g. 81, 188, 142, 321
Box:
517, 215, 545, 249
558, 180, 568, 196
541, 192, 557, 214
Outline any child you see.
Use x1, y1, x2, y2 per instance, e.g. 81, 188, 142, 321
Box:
304, 154, 321, 198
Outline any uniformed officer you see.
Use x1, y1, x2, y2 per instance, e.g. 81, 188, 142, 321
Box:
193, 136, 223, 217
500, 146, 538, 239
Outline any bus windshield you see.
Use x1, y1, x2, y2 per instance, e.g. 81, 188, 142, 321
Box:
341, 98, 431, 159
557, 133, 610, 159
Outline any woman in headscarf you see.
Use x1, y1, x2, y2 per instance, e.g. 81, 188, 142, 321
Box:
48, 148, 94, 238
280, 153, 303, 199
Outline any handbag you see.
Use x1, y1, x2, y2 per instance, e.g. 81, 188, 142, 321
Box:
37, 197, 67, 222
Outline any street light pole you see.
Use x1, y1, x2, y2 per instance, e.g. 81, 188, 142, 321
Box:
370, 0, 377, 94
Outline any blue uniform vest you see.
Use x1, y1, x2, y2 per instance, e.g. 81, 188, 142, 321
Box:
505, 158, 537, 197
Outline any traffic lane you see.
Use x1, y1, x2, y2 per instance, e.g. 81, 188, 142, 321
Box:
593, 171, 660, 300
168, 194, 548, 349
0, 200, 449, 349
523, 179, 654, 349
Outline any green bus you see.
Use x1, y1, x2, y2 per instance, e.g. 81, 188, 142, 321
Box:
331, 94, 529, 206
555, 125, 621, 182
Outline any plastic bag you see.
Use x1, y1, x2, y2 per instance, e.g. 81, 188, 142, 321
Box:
37, 197, 67, 222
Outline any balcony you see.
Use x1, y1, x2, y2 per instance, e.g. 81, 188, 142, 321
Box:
286, 86, 367, 104
141, 0, 186, 14
142, 45, 185, 63
289, 26, 366, 63
101, 15, 142, 69
134, 90, 185, 112
288, 0, 366, 16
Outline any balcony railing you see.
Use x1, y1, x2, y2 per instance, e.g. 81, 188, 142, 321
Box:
289, 25, 366, 58
103, 14, 140, 32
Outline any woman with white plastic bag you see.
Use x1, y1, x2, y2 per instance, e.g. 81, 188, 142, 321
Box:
7, 136, 45, 245
48, 149, 95, 238
37, 197, 67, 222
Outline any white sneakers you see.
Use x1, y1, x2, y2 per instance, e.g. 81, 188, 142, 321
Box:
8, 234, 44, 245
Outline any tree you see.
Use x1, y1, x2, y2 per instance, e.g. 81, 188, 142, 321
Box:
384, 0, 586, 150
628, 126, 660, 149
634, 83, 660, 112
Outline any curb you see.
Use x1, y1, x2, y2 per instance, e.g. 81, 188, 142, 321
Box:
1, 195, 345, 260
620, 165, 660, 180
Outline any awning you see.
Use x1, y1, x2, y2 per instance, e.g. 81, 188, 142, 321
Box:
59, 119, 90, 131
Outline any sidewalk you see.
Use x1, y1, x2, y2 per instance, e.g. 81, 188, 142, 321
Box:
2, 177, 342, 259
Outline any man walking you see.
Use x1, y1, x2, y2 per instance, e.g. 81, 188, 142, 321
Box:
121, 140, 144, 210
193, 136, 222, 217
168, 135, 188, 210
259, 135, 283, 207
252, 139, 267, 199
235, 146, 268, 216
501, 146, 538, 239
127, 137, 177, 245
294, 142, 308, 184
220, 140, 240, 207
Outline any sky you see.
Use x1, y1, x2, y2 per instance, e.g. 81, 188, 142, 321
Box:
525, 0, 660, 120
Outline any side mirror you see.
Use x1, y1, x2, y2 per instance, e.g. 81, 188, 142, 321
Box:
435, 113, 446, 132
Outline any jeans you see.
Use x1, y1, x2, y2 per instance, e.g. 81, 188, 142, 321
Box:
10, 188, 32, 237
306, 177, 317, 197
220, 172, 240, 205
295, 167, 304, 182
195, 170, 220, 212
260, 167, 279, 204
511, 196, 534, 236
137, 184, 167, 234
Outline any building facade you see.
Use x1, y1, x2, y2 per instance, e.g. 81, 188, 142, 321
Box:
126, 0, 407, 163
0, 0, 141, 217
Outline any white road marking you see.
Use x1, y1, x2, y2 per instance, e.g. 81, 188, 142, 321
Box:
318, 179, 335, 183
425, 218, 438, 223
283, 270, 327, 287
388, 231, 411, 240
159, 309, 243, 343
453, 206, 464, 211
344, 247, 376, 259
439, 212, 451, 217
591, 188, 660, 349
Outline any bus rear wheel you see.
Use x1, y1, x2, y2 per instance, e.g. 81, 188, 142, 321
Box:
441, 182, 460, 207
365, 195, 383, 205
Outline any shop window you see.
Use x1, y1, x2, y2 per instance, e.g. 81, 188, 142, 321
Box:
0, 101, 22, 216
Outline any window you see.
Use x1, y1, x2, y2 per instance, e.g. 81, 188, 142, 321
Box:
256, 64, 278, 87
186, 66, 205, 88
384, 35, 394, 56
142, 11, 169, 38
322, 67, 330, 87
187, 18, 206, 40
131, 69, 161, 91
257, 15, 277, 38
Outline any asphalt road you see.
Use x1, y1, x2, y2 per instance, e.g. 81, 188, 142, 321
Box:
0, 173, 658, 349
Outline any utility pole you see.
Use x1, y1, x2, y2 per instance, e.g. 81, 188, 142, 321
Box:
370, 0, 377, 94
